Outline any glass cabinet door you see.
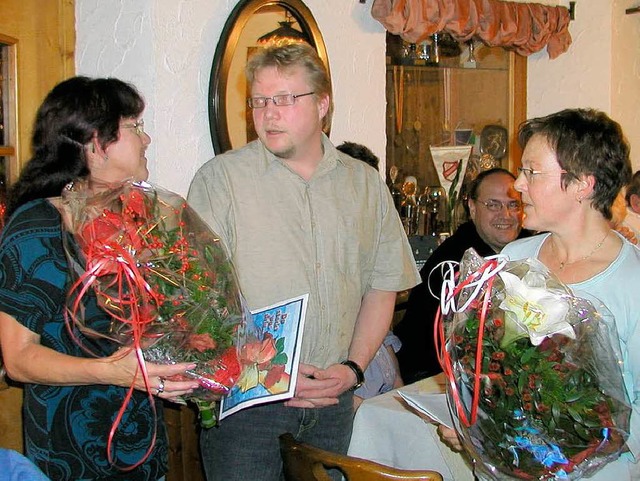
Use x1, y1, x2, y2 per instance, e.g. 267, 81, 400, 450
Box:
385, 33, 526, 236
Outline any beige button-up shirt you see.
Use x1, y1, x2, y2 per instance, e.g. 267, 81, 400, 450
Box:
187, 136, 420, 367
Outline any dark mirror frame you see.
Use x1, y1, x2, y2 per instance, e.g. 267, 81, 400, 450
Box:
209, 0, 330, 154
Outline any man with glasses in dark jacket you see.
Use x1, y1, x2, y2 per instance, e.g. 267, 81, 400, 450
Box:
395, 168, 529, 383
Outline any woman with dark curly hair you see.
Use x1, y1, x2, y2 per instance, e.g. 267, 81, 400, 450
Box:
0, 76, 199, 481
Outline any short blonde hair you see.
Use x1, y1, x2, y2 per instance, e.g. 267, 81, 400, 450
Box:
246, 41, 333, 133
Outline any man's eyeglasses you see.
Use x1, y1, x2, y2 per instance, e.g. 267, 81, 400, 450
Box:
517, 167, 568, 181
247, 92, 315, 109
122, 119, 145, 135
479, 199, 522, 212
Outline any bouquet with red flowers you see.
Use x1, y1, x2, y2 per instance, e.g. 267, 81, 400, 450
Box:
437, 249, 631, 480
61, 180, 248, 419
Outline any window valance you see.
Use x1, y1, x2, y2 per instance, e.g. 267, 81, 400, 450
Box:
371, 0, 572, 59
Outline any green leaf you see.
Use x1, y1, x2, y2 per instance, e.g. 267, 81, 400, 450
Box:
272, 352, 288, 365
520, 347, 536, 364
518, 371, 527, 391
567, 407, 583, 424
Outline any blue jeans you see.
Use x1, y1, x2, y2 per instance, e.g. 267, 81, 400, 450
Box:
200, 391, 354, 481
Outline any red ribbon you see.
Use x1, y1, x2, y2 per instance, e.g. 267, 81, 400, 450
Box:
65, 239, 162, 470
435, 259, 500, 427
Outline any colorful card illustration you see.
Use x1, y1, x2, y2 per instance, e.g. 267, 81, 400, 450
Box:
219, 293, 308, 420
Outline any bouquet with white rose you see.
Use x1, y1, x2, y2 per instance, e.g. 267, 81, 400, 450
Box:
437, 249, 631, 480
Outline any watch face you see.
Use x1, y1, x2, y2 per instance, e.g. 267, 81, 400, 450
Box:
480, 125, 508, 160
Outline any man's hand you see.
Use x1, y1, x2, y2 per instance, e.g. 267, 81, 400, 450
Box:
284, 363, 354, 408
437, 425, 463, 452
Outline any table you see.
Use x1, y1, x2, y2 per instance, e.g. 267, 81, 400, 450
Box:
348, 374, 476, 481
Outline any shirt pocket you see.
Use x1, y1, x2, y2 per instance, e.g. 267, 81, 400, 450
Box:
337, 215, 373, 277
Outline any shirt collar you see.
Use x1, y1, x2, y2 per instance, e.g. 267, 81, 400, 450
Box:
255, 133, 345, 178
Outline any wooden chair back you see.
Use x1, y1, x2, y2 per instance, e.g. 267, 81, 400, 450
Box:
279, 433, 444, 481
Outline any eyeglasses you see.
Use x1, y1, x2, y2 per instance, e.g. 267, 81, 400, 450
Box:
517, 167, 568, 181
247, 92, 315, 109
479, 199, 522, 212
122, 119, 145, 135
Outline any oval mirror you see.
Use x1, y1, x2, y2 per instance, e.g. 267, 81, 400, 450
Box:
209, 0, 330, 154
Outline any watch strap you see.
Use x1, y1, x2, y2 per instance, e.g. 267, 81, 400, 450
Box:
341, 360, 365, 391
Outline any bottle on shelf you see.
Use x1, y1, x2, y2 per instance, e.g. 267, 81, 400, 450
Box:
430, 33, 440, 65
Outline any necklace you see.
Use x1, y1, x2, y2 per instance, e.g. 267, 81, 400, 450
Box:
553, 231, 611, 271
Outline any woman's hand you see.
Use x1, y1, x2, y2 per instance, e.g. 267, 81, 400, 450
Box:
103, 348, 201, 402
437, 424, 463, 452
1, 313, 203, 403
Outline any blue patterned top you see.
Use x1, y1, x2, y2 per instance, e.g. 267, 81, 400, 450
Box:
0, 199, 167, 481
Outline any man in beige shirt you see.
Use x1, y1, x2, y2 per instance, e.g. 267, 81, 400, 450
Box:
188, 42, 419, 481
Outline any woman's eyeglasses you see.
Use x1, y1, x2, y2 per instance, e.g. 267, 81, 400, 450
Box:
479, 200, 522, 212
122, 119, 145, 135
517, 167, 568, 181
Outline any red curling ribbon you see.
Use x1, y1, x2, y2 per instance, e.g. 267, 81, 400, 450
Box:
435, 258, 499, 428
65, 237, 162, 471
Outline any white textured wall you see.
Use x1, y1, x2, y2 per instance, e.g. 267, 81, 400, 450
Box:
528, 0, 640, 169
527, 0, 612, 116
76, 0, 386, 196
76, 0, 640, 188
612, 0, 640, 168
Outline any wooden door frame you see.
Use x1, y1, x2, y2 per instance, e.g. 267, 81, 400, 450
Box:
0, 0, 75, 184
0, 0, 75, 454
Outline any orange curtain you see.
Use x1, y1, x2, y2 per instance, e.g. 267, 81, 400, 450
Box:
371, 0, 572, 59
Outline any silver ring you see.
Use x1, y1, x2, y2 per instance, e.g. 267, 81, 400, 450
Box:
157, 378, 165, 395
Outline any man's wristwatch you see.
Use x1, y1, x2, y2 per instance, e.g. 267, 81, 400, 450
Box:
341, 360, 365, 391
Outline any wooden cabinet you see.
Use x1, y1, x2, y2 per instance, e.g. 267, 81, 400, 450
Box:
385, 35, 527, 194
164, 403, 206, 481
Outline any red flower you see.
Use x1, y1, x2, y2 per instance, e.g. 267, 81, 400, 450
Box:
240, 333, 277, 369
211, 347, 241, 388
79, 211, 121, 247
79, 209, 145, 255
263, 364, 286, 389
189, 333, 218, 353
491, 351, 505, 360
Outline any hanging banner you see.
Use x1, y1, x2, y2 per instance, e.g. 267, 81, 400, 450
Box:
430, 145, 472, 201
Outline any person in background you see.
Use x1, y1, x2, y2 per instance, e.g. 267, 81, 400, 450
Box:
610, 190, 638, 245
395, 168, 527, 384
0, 77, 199, 481
619, 171, 640, 241
187, 42, 419, 481
336, 141, 404, 410
439, 108, 640, 480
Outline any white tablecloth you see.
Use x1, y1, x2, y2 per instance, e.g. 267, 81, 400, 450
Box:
348, 374, 476, 481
